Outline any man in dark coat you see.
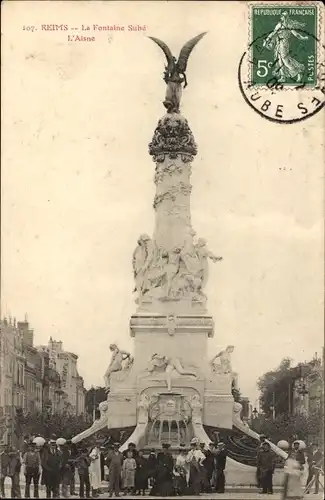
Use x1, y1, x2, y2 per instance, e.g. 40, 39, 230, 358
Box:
155, 443, 174, 497
147, 449, 158, 494
202, 442, 216, 492
215, 442, 227, 493
306, 443, 323, 494
256, 435, 267, 488
0, 445, 11, 498
66, 440, 77, 496
256, 441, 275, 494
1, 446, 21, 499
135, 449, 148, 495
75, 446, 91, 499
292, 440, 306, 468
99, 446, 105, 482
41, 439, 62, 498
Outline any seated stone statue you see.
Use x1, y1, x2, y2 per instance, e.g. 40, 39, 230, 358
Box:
211, 345, 234, 374
104, 344, 133, 390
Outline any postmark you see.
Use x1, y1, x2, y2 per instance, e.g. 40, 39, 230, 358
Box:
238, 2, 325, 123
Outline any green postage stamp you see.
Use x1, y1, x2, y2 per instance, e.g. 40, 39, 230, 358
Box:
250, 4, 318, 87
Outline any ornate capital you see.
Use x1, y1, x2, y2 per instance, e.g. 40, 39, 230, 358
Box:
149, 114, 197, 159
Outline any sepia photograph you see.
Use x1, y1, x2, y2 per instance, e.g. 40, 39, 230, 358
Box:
1, 1, 324, 498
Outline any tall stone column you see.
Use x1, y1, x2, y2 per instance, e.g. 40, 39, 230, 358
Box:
129, 112, 218, 373
150, 114, 197, 254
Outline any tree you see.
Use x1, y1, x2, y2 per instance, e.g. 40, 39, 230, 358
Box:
252, 409, 322, 445
257, 357, 311, 417
85, 387, 107, 418
20, 411, 90, 440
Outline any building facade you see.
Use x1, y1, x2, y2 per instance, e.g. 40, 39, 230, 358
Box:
1, 316, 86, 444
44, 338, 85, 415
0, 317, 26, 446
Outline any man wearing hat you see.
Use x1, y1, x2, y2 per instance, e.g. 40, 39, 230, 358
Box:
215, 442, 227, 493
256, 441, 275, 494
22, 441, 41, 499
41, 439, 62, 498
256, 435, 267, 488
146, 449, 158, 493
292, 440, 306, 469
155, 443, 174, 496
203, 443, 216, 493
106, 442, 123, 497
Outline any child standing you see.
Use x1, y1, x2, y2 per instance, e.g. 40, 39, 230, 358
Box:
122, 451, 136, 495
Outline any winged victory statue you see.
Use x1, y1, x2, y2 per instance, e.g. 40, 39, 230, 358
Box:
148, 32, 207, 113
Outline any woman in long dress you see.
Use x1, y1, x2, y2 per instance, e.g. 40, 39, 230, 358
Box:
282, 450, 304, 500
263, 12, 308, 83
89, 443, 102, 497
173, 447, 189, 495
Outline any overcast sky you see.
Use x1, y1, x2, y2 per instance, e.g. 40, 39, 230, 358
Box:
2, 1, 324, 405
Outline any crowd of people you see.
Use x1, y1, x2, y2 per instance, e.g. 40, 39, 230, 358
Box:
0, 433, 323, 499
0, 436, 227, 498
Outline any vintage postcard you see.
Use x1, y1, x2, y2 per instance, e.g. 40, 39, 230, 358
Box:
1, 1, 324, 499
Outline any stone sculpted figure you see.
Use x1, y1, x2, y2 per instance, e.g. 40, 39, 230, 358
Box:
148, 33, 207, 113
147, 353, 196, 392
190, 394, 203, 425
233, 401, 243, 423
211, 345, 234, 374
137, 393, 150, 423
165, 247, 182, 296
104, 344, 133, 390
195, 238, 223, 291
132, 234, 155, 299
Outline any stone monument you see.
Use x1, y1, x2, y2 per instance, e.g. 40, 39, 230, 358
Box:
72, 33, 287, 486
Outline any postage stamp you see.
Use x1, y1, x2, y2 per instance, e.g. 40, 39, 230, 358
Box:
251, 5, 318, 87
238, 2, 325, 123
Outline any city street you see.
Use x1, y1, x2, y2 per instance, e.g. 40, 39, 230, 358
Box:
1, 478, 324, 500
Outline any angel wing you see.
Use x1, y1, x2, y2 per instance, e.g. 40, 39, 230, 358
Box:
148, 36, 174, 65
177, 32, 207, 73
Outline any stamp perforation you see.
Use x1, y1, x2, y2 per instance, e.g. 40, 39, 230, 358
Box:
247, 1, 324, 92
